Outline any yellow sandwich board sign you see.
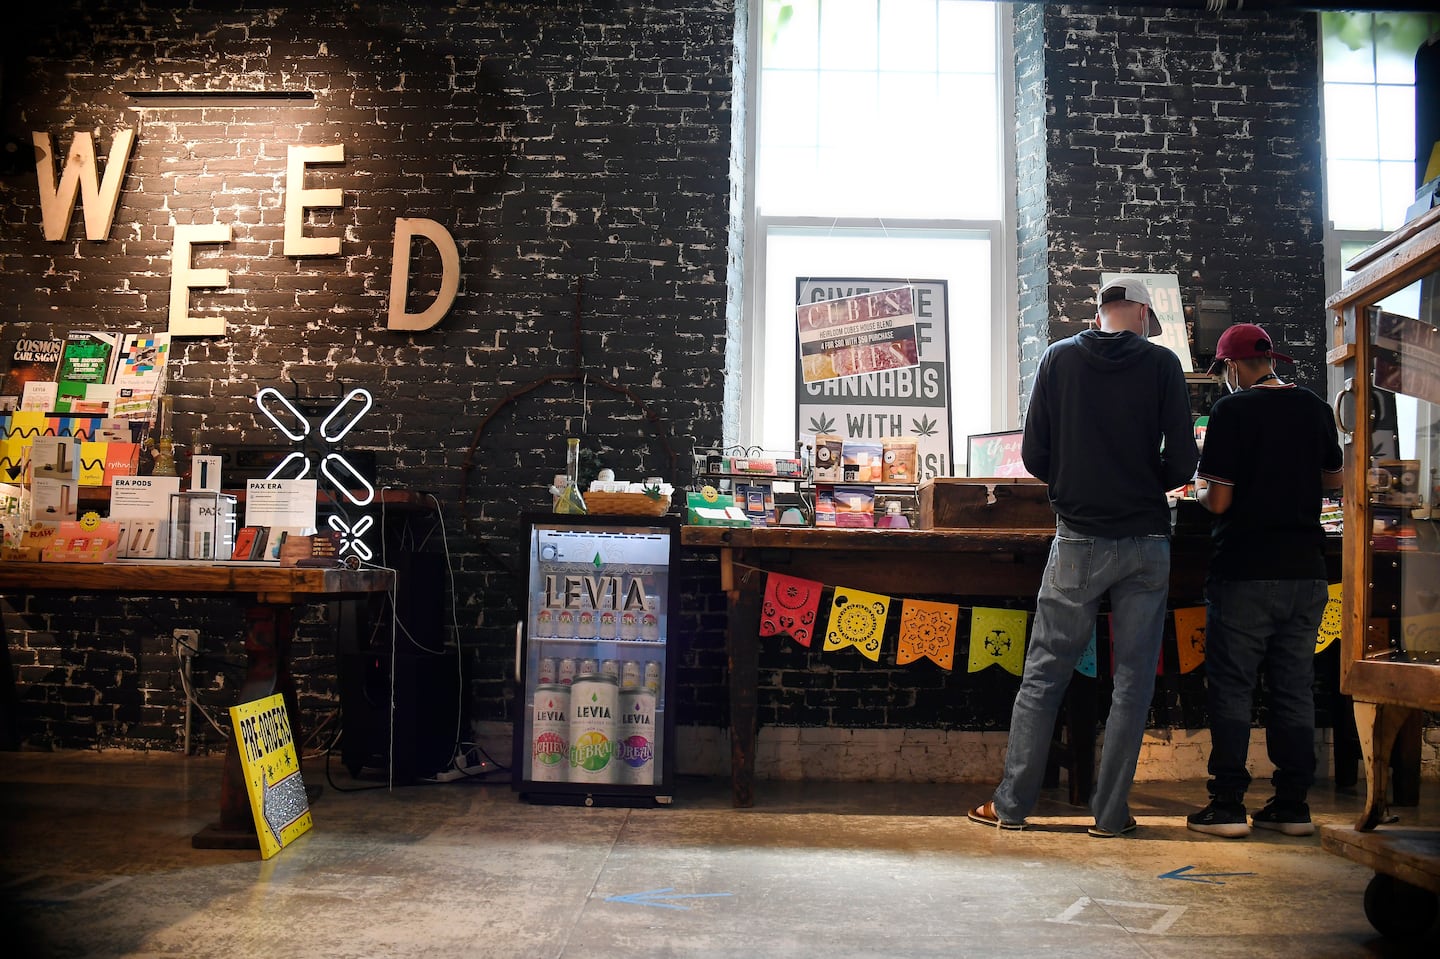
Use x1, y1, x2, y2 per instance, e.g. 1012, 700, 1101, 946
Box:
229, 693, 312, 859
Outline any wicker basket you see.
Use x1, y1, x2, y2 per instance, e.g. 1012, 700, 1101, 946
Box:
580, 491, 673, 517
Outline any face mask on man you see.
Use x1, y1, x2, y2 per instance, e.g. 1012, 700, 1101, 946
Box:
1222, 361, 1239, 394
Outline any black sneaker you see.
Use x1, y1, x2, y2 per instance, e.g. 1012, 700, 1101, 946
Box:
1187, 800, 1250, 838
1252, 799, 1315, 837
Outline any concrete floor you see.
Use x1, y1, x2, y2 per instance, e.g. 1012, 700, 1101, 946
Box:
2, 750, 1438, 959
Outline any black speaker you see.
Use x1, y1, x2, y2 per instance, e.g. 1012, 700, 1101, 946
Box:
337, 551, 457, 782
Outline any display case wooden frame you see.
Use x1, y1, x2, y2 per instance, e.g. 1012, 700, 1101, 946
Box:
1321, 204, 1440, 932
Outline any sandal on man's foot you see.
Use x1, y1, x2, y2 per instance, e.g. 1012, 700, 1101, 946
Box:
1088, 818, 1138, 838
968, 801, 1026, 830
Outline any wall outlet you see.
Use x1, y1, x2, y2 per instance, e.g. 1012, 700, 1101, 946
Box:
172, 628, 199, 658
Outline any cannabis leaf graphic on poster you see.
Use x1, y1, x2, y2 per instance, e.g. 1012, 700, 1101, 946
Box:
808, 413, 836, 434
911, 414, 938, 437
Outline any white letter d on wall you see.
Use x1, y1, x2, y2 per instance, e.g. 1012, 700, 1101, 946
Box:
387, 217, 460, 331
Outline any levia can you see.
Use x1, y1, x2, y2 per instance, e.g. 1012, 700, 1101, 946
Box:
616, 687, 656, 785
531, 684, 570, 782
568, 674, 619, 784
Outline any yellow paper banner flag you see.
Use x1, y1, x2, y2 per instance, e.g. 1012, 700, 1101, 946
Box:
967, 607, 1028, 675
824, 587, 891, 661
1315, 582, 1342, 654
1173, 606, 1206, 673
896, 598, 959, 669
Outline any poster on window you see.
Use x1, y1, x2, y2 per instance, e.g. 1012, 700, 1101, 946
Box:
795, 278, 954, 481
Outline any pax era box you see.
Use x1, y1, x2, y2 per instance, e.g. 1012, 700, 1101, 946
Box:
917, 477, 1054, 530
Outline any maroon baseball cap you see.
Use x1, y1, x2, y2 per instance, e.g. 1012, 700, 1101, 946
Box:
1206, 322, 1293, 375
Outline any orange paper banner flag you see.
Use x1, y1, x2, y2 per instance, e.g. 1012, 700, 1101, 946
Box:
759, 573, 824, 648
1173, 607, 1207, 673
823, 587, 891, 661
896, 598, 960, 669
1315, 582, 1342, 654
967, 607, 1028, 675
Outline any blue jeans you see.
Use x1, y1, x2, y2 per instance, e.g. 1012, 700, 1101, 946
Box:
1203, 578, 1328, 804
993, 521, 1170, 833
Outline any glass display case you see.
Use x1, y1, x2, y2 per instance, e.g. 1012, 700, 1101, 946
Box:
1322, 204, 1440, 935
512, 513, 679, 805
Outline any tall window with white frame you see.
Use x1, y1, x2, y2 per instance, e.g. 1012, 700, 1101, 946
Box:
1320, 12, 1440, 460
742, 0, 1012, 476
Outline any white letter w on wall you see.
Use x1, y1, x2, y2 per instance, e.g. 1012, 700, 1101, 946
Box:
33, 128, 136, 241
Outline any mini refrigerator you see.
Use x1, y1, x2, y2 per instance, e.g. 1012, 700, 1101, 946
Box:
513, 513, 679, 805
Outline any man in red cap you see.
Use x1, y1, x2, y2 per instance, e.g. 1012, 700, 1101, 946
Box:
1186, 323, 1343, 838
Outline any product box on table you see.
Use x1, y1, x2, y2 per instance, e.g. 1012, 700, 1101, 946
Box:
917, 477, 1054, 530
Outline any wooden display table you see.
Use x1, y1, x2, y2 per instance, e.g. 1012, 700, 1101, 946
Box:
685, 525, 1066, 808
0, 560, 393, 849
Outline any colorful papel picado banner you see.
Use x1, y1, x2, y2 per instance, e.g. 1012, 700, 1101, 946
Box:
1076, 628, 1098, 678
1315, 582, 1342, 654
1173, 607, 1207, 673
824, 588, 891, 661
967, 607, 1027, 675
896, 598, 960, 669
759, 572, 825, 647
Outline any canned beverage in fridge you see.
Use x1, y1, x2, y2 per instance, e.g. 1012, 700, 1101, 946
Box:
598, 609, 617, 639
615, 687, 656, 785
556, 608, 576, 638
534, 606, 555, 638
620, 659, 641, 689
537, 657, 558, 685
640, 610, 659, 642
577, 657, 599, 678
576, 607, 596, 640
568, 674, 619, 784
601, 658, 620, 680
643, 659, 661, 692
619, 609, 639, 640
558, 657, 577, 686
531, 684, 570, 782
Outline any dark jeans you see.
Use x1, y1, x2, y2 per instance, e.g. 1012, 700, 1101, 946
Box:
1204, 578, 1329, 804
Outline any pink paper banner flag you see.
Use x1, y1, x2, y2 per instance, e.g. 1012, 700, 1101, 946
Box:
823, 587, 891, 661
896, 598, 960, 669
759, 573, 824, 648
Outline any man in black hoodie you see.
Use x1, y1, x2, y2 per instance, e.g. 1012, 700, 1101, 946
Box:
970, 276, 1198, 838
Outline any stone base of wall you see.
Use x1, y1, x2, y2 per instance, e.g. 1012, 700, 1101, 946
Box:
478, 722, 1440, 784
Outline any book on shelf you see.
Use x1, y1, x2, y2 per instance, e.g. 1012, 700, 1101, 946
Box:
0, 336, 64, 412
110, 332, 171, 421
55, 331, 122, 414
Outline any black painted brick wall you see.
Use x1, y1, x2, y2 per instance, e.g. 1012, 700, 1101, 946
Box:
1, 1, 1343, 754
1, 0, 736, 750
1015, 3, 1327, 400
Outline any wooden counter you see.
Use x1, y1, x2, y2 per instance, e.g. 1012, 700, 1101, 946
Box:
0, 560, 393, 849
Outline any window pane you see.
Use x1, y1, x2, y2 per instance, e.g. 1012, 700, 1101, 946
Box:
1321, 12, 1375, 84
879, 0, 937, 73
820, 0, 878, 72
1373, 13, 1421, 85
1376, 84, 1415, 162
757, 146, 819, 212
817, 71, 879, 148
1328, 159, 1383, 231
760, 71, 819, 148
1324, 83, 1379, 161
1379, 160, 1418, 230
765, 0, 820, 70
939, 1, 997, 74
